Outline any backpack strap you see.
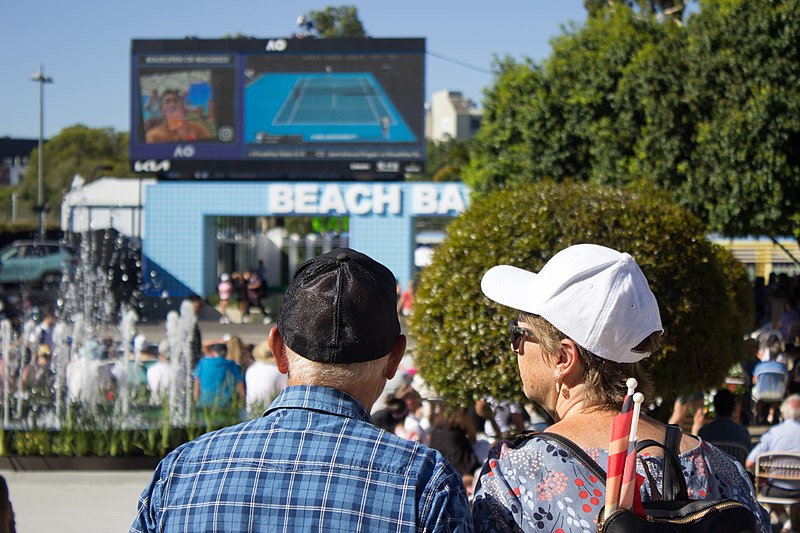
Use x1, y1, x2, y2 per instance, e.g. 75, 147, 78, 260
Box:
634, 425, 689, 501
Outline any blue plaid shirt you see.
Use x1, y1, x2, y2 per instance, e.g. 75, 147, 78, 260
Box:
131, 385, 473, 532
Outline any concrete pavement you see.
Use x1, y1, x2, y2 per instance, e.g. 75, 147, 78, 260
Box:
2, 470, 153, 533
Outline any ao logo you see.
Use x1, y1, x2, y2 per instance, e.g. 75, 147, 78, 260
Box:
173, 145, 195, 157
265, 39, 287, 52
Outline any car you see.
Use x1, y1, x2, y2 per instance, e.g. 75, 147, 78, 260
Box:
0, 240, 75, 289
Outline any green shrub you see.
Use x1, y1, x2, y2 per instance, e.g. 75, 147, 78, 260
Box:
411, 181, 752, 405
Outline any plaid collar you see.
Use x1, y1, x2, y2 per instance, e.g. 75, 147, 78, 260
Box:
265, 385, 373, 423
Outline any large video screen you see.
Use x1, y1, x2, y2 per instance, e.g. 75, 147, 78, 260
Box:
130, 38, 425, 180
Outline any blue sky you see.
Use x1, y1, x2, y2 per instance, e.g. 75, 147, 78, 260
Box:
0, 1, 586, 139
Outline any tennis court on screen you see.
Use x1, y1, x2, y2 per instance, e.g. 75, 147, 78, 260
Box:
245, 72, 416, 143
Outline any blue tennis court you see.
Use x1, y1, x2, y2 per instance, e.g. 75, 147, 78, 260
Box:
245, 73, 416, 143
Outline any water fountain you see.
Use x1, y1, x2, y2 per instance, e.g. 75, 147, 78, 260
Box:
0, 222, 220, 460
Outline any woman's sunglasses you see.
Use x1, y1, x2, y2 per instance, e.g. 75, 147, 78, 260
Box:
509, 319, 538, 353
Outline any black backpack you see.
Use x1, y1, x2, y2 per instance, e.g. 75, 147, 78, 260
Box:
535, 425, 758, 532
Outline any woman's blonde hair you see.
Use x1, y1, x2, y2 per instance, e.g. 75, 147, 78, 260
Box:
522, 313, 658, 409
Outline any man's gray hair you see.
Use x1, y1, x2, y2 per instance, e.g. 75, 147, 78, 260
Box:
780, 394, 800, 421
286, 349, 389, 388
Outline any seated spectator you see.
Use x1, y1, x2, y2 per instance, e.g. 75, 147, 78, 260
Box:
698, 389, 752, 455
746, 394, 800, 532
753, 339, 790, 424
244, 344, 287, 417
193, 343, 244, 409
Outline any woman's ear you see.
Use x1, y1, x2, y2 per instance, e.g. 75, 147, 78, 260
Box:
555, 338, 581, 379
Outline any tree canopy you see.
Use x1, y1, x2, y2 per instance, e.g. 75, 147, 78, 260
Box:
464, 0, 800, 242
305, 6, 366, 38
19, 125, 129, 218
411, 181, 752, 405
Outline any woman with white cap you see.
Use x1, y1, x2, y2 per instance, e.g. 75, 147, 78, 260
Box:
471, 243, 769, 532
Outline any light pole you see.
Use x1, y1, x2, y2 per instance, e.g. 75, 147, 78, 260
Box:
31, 65, 53, 241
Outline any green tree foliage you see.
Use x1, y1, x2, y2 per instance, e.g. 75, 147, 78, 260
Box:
465, 0, 800, 243
306, 6, 366, 38
682, 0, 800, 239
411, 181, 751, 405
20, 125, 129, 217
416, 139, 471, 182
584, 0, 690, 22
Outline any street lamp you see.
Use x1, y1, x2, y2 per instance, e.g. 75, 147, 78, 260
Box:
30, 65, 53, 241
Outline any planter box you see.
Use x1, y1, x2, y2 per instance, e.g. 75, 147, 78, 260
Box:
0, 455, 162, 471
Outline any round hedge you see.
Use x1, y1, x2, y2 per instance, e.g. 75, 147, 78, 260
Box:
411, 181, 753, 406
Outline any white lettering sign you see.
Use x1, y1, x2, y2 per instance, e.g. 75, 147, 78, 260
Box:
267, 184, 465, 216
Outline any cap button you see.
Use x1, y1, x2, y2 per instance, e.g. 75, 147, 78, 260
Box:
336, 252, 350, 262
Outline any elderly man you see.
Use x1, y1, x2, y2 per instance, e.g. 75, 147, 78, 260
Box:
130, 248, 472, 532
746, 394, 800, 531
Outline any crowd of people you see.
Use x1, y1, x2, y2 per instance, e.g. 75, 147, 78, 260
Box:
216, 265, 271, 325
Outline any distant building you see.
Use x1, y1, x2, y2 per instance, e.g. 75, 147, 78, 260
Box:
709, 234, 800, 280
425, 90, 482, 142
0, 138, 39, 186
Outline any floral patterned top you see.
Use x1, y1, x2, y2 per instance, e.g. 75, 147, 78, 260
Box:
472, 434, 770, 532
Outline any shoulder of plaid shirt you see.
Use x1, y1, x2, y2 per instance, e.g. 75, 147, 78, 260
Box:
130, 385, 474, 533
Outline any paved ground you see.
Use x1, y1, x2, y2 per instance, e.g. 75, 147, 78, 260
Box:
3, 469, 152, 532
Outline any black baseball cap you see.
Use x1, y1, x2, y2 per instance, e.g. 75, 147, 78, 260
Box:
277, 248, 401, 364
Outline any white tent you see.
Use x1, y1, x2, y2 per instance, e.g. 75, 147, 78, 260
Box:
61, 176, 156, 238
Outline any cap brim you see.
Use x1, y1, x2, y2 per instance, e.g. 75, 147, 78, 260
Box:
481, 265, 541, 314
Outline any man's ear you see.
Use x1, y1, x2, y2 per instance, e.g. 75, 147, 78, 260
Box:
268, 327, 289, 374
384, 335, 407, 380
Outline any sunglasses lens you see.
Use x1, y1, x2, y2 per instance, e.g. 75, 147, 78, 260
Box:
509, 320, 522, 351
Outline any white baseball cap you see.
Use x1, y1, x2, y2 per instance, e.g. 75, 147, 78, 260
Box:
481, 244, 663, 363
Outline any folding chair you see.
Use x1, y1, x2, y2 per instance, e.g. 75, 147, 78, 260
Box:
710, 440, 750, 466
754, 452, 800, 523
752, 368, 789, 403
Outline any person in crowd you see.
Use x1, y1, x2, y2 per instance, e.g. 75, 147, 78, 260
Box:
397, 279, 415, 322
372, 396, 409, 433
472, 243, 769, 532
146, 341, 174, 406
697, 388, 752, 453
192, 342, 244, 410
753, 334, 790, 424
187, 295, 204, 368
27, 309, 55, 354
428, 404, 481, 497
0, 475, 15, 533
144, 89, 212, 143
245, 268, 270, 324
131, 248, 472, 532
746, 394, 800, 532
777, 299, 800, 345
394, 383, 428, 443
243, 343, 287, 417
217, 273, 233, 324
21, 344, 53, 406
668, 391, 706, 435
232, 272, 249, 324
